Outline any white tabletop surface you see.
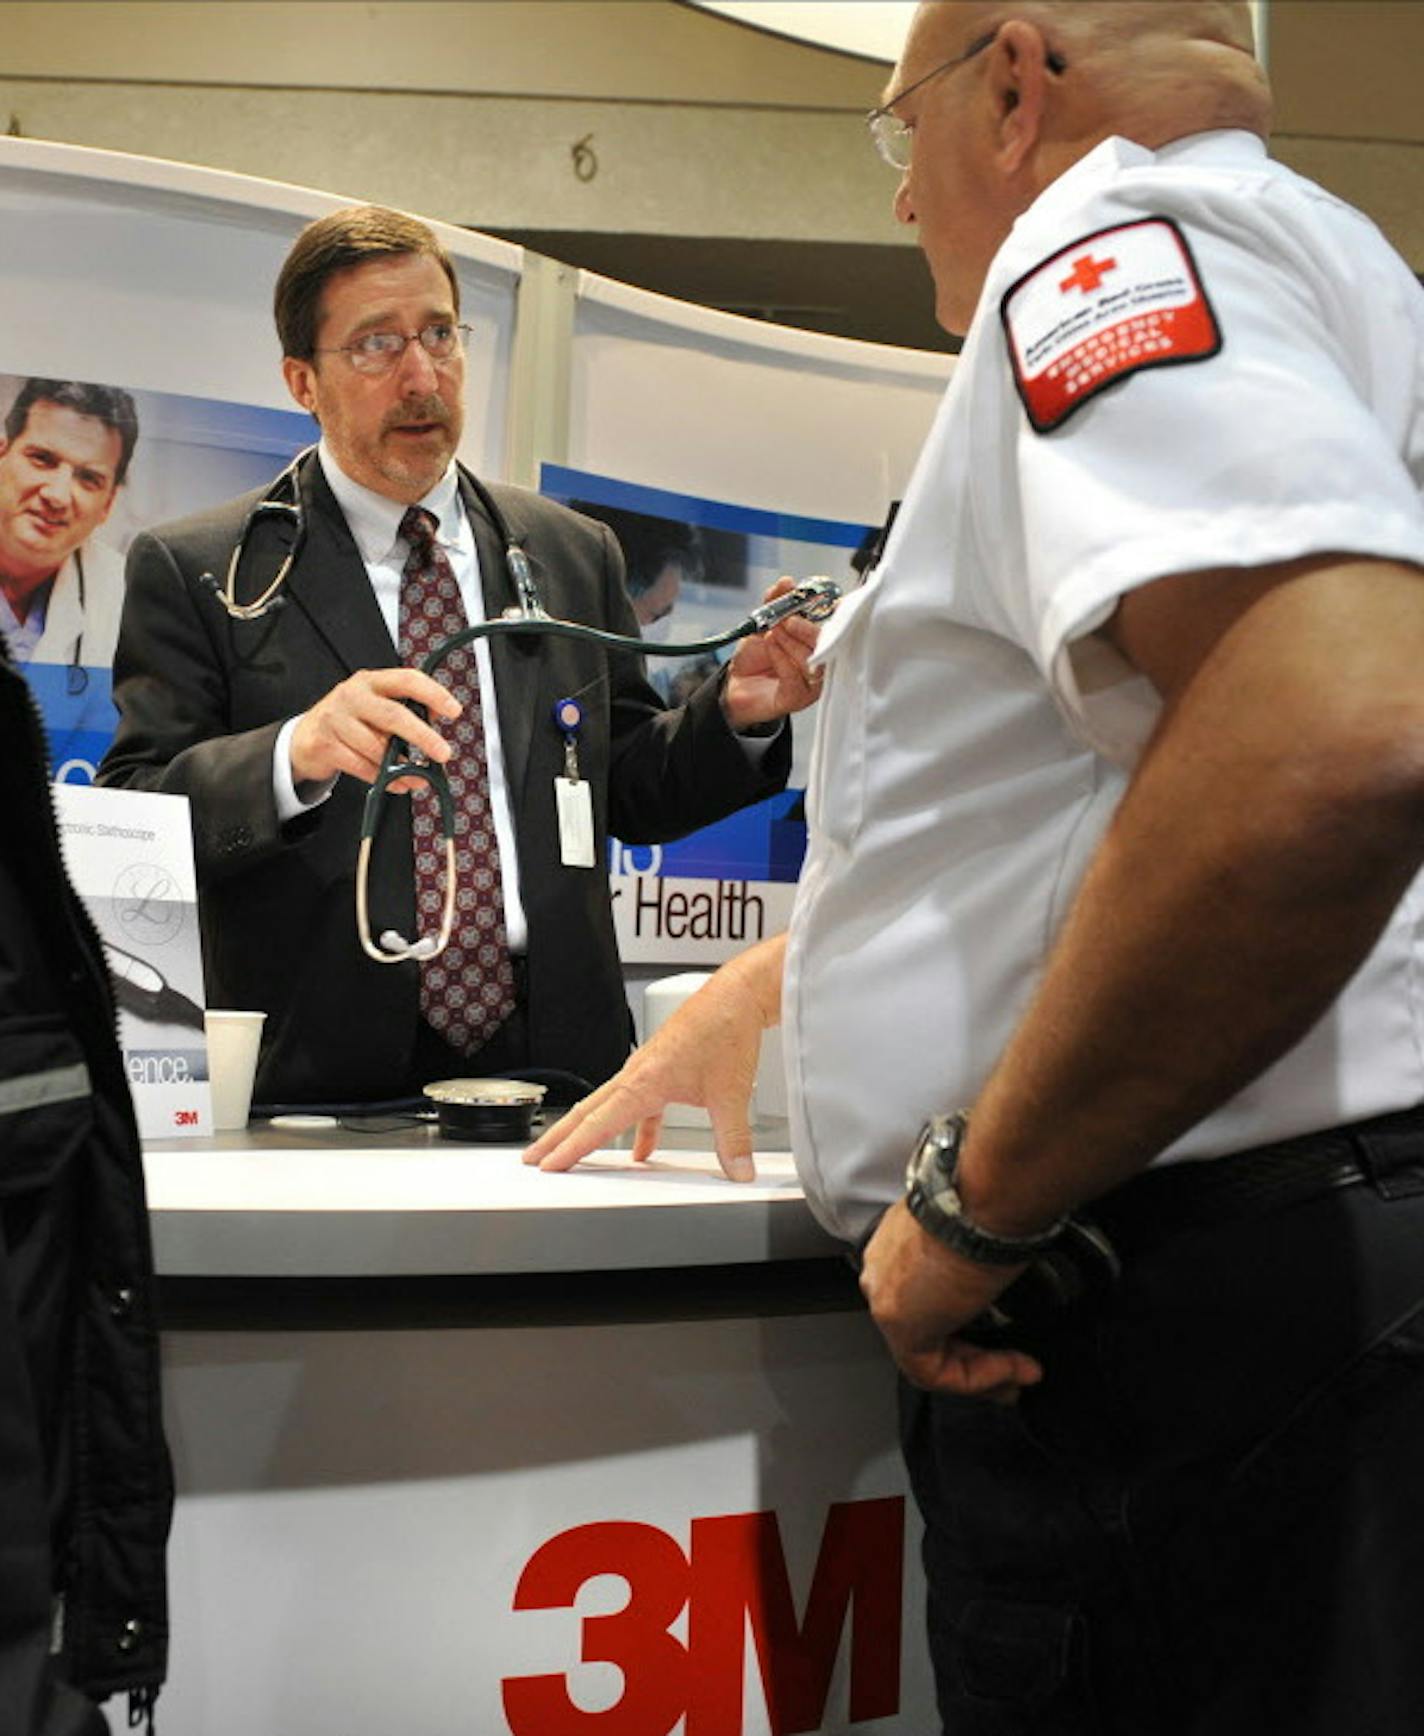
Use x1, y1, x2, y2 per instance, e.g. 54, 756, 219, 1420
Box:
143, 1120, 842, 1278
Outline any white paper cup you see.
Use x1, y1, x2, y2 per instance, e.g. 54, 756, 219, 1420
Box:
204, 1009, 267, 1131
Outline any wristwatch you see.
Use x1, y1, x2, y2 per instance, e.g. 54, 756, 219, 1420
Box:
904, 1111, 1067, 1265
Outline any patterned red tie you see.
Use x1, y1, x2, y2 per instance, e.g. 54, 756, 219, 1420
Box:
398, 505, 517, 1055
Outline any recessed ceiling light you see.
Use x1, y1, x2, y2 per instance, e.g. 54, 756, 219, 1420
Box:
681, 1, 1268, 69
682, 2, 916, 64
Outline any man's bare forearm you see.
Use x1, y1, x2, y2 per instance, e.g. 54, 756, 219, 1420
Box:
956, 560, 1424, 1234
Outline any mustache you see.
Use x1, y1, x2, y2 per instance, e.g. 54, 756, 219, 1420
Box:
382, 396, 452, 433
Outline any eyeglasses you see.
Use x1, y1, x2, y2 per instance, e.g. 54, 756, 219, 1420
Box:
866, 29, 1065, 171
866, 29, 998, 170
318, 321, 472, 376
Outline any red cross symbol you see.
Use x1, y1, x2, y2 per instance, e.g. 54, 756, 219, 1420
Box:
1059, 253, 1118, 294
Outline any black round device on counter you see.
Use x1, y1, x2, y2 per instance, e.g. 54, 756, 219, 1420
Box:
423, 1078, 548, 1143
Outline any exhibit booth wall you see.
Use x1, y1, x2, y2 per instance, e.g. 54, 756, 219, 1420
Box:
3, 138, 952, 1735
2, 135, 948, 968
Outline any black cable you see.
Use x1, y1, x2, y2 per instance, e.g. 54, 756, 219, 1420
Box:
250, 1067, 596, 1123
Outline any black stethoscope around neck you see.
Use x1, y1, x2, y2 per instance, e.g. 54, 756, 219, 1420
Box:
202, 446, 840, 965
202, 444, 540, 624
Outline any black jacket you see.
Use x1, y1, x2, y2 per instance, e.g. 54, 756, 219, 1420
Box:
98, 460, 790, 1101
0, 644, 171, 1734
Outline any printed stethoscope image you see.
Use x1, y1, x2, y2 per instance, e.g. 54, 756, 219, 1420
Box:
205, 449, 841, 966
106, 942, 207, 1031
62, 548, 95, 695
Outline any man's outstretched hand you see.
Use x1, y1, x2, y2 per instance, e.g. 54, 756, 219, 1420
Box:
524, 938, 786, 1181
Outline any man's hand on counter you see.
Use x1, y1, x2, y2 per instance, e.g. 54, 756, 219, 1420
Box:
523, 937, 787, 1182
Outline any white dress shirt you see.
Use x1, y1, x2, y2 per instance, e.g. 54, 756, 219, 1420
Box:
1, 541, 126, 669
786, 132, 1424, 1242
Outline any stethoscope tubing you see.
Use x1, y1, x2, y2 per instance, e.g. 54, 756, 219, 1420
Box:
354, 611, 756, 963
221, 448, 523, 620
64, 547, 90, 693
214, 450, 837, 965
365, 602, 812, 845
418, 611, 753, 675
360, 611, 753, 843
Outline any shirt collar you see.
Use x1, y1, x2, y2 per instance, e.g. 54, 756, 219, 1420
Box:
0, 575, 52, 638
1026, 128, 1269, 227
1152, 127, 1269, 168
317, 441, 463, 564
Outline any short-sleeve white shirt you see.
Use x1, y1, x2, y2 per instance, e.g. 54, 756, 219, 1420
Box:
785, 131, 1424, 1243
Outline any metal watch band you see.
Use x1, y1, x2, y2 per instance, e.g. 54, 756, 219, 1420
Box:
904, 1111, 1067, 1265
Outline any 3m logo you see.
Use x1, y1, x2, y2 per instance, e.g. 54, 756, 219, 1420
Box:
502, 1497, 904, 1734
173, 1109, 199, 1126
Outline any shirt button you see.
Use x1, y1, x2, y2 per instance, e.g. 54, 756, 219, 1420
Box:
109, 1287, 135, 1320
117, 1618, 144, 1654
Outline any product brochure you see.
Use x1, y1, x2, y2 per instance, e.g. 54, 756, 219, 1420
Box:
52, 782, 212, 1139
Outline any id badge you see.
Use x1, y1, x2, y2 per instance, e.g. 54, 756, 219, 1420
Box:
556, 776, 596, 868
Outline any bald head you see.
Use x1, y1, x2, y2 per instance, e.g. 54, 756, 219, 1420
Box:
921, 1, 1256, 56
890, 0, 1271, 332
994, 2, 1259, 121
905, 0, 1268, 142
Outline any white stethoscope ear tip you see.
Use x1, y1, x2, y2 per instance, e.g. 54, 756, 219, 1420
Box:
379, 929, 439, 960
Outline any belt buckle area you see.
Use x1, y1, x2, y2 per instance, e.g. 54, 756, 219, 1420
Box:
1354, 1124, 1424, 1199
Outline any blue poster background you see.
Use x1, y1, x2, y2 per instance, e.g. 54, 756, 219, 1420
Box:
0, 374, 312, 782
541, 463, 872, 885
9, 386, 872, 898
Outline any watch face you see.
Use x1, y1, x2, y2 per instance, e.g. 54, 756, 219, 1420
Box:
907, 1111, 1064, 1264
928, 1171, 964, 1217
914, 1115, 966, 1195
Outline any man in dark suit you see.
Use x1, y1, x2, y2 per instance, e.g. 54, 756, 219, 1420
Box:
97, 205, 819, 1106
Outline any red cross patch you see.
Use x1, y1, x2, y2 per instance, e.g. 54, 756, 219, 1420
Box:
999, 217, 1221, 433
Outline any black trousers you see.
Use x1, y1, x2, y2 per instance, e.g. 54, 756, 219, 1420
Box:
899, 1118, 1424, 1735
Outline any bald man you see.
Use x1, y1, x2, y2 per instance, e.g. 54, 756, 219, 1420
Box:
527, 5, 1424, 1728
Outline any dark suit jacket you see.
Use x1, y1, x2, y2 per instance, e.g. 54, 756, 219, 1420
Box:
98, 456, 789, 1102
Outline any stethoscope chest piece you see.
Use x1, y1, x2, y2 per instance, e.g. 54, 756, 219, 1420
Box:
423, 1076, 548, 1143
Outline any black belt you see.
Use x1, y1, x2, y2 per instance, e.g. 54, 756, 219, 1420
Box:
1087, 1100, 1424, 1262
978, 1102, 1424, 1337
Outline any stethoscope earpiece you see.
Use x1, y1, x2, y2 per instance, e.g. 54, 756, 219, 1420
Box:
377, 929, 440, 961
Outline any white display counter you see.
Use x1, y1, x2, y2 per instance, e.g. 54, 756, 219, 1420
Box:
144, 1121, 838, 1278
0, 127, 950, 1736
145, 1122, 934, 1736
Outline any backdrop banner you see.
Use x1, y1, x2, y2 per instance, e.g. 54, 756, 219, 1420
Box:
542, 462, 874, 964
0, 372, 311, 782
